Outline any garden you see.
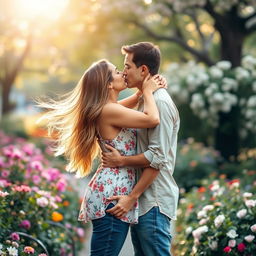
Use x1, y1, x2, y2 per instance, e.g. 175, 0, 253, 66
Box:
1, 0, 256, 255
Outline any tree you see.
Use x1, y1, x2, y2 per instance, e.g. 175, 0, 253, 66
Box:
93, 0, 256, 159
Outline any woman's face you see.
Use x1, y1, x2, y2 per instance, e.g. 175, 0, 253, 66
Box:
108, 63, 127, 92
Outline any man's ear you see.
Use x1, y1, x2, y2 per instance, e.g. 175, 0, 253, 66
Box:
141, 65, 150, 76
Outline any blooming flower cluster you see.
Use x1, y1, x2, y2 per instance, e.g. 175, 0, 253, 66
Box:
0, 131, 86, 255
175, 170, 256, 255
164, 55, 256, 137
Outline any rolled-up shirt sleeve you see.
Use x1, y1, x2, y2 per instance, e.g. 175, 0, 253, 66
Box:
143, 100, 176, 172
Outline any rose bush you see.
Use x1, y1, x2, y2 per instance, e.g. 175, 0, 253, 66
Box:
174, 171, 256, 255
0, 131, 86, 255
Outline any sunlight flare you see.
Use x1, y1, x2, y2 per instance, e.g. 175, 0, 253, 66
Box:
16, 0, 69, 20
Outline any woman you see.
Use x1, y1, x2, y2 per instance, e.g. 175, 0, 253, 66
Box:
39, 59, 162, 255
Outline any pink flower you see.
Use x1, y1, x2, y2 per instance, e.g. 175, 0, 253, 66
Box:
19, 220, 31, 229
12, 148, 23, 159
244, 235, 255, 243
56, 179, 67, 192
32, 175, 41, 184
223, 246, 232, 253
228, 240, 236, 248
46, 168, 61, 181
0, 191, 9, 197
39, 254, 47, 256
237, 243, 246, 252
250, 224, 256, 232
22, 144, 34, 156
76, 227, 85, 237
10, 232, 20, 241
1, 169, 10, 178
24, 246, 35, 253
245, 200, 256, 208
36, 197, 49, 207
12, 185, 31, 193
30, 161, 43, 171
236, 209, 247, 219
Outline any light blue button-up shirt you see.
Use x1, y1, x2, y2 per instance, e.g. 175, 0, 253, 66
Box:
137, 88, 180, 220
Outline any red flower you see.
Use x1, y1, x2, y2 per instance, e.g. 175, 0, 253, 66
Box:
237, 243, 246, 252
228, 179, 240, 185
223, 246, 232, 253
121, 187, 127, 193
198, 187, 206, 193
99, 184, 104, 192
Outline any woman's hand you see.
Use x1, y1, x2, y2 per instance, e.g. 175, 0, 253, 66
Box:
142, 74, 168, 94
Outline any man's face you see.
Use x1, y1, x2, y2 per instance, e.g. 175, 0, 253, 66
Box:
123, 53, 143, 89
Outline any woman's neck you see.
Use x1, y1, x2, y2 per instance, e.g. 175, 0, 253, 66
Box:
107, 90, 119, 103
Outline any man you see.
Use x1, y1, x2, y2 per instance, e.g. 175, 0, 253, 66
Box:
102, 42, 180, 256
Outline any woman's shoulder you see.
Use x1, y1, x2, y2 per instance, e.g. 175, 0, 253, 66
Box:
101, 102, 128, 117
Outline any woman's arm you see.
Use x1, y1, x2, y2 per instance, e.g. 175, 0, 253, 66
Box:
102, 76, 160, 129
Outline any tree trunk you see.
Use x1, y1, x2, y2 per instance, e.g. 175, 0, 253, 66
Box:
215, 107, 240, 160
1, 81, 13, 114
214, 13, 246, 160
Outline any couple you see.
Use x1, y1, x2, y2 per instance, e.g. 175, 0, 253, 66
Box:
41, 42, 180, 256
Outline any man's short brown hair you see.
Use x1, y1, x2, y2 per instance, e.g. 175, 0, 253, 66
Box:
121, 42, 161, 75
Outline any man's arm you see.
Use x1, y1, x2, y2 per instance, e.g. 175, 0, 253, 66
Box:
102, 144, 150, 168
106, 167, 159, 218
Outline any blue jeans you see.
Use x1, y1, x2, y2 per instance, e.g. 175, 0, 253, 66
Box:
131, 207, 172, 256
90, 204, 130, 256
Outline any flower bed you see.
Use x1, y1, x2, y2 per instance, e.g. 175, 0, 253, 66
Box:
0, 131, 86, 255
174, 171, 256, 255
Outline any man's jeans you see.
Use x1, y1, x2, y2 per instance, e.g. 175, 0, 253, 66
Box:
131, 206, 172, 256
90, 204, 129, 256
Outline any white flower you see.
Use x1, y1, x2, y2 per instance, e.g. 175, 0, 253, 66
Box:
212, 93, 224, 104
243, 192, 252, 198
0, 243, 3, 249
197, 210, 207, 219
228, 239, 236, 247
245, 199, 256, 208
235, 67, 250, 80
209, 240, 218, 250
245, 109, 255, 118
242, 55, 256, 70
247, 96, 256, 107
236, 209, 247, 219
214, 215, 225, 228
216, 60, 232, 70
252, 81, 256, 92
186, 226, 193, 234
192, 225, 209, 239
209, 66, 223, 79
199, 218, 208, 225
227, 229, 238, 239
7, 246, 18, 256
250, 224, 256, 232
202, 205, 214, 212
36, 197, 49, 207
244, 235, 255, 243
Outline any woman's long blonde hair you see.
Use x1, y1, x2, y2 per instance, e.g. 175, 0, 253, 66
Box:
38, 60, 113, 177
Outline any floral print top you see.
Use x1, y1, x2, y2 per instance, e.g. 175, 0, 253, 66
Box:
78, 128, 139, 224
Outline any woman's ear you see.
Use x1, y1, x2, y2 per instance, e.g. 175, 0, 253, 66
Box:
108, 82, 113, 89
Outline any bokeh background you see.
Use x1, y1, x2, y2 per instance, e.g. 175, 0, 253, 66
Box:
1, 1, 256, 255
